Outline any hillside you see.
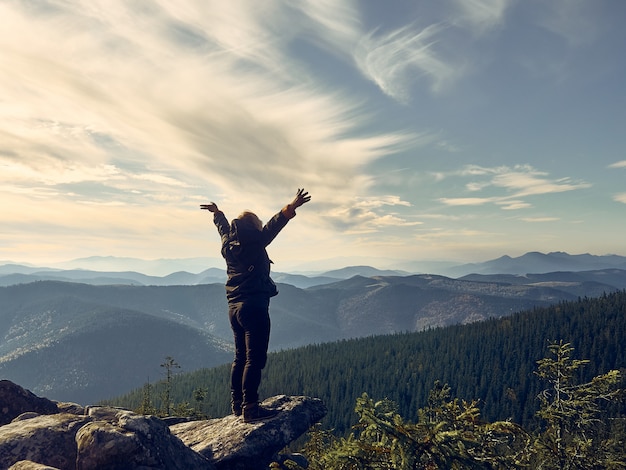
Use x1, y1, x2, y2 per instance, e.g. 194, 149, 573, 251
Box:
108, 290, 626, 435
2, 270, 626, 403
0, 282, 232, 403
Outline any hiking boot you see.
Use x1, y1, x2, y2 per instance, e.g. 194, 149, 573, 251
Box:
243, 403, 278, 423
231, 400, 243, 417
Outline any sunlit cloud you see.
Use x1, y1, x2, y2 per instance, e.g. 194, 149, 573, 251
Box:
0, 159, 121, 186
497, 200, 532, 210
438, 197, 494, 206
0, 0, 417, 221
438, 164, 590, 209
323, 195, 420, 233
133, 173, 191, 188
608, 160, 626, 169
520, 217, 560, 223
614, 193, 626, 205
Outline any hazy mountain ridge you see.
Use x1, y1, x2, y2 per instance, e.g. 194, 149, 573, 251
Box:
3, 251, 626, 287
2, 265, 626, 403
446, 251, 626, 277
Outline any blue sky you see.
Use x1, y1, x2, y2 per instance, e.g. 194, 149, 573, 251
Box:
1, 0, 625, 272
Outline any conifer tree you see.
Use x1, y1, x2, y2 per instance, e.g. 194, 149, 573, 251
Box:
301, 387, 529, 469
531, 340, 623, 469
160, 356, 181, 416
136, 381, 157, 415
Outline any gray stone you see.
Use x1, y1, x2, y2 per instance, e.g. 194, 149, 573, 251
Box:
9, 461, 60, 470
0, 381, 326, 470
11, 412, 41, 422
0, 413, 91, 470
171, 395, 327, 470
0, 380, 58, 426
55, 402, 85, 415
75, 411, 214, 470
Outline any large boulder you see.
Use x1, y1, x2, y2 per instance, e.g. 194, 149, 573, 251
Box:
0, 413, 91, 470
0, 380, 58, 426
75, 407, 214, 470
171, 395, 328, 470
0, 381, 327, 470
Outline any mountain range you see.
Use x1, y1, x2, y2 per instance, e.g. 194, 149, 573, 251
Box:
2, 253, 626, 404
3, 251, 626, 287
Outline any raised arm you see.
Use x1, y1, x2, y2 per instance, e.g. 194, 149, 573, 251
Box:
281, 188, 311, 219
259, 188, 311, 246
201, 202, 230, 240
200, 202, 219, 213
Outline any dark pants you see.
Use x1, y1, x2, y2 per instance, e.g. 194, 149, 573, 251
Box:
228, 296, 271, 406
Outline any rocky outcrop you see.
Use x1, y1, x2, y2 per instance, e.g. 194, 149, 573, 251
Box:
0, 381, 327, 470
0, 380, 59, 426
171, 395, 327, 469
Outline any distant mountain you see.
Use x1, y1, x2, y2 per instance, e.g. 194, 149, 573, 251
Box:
0, 267, 226, 287
0, 282, 232, 404
319, 265, 410, 279
3, 269, 626, 403
53, 256, 224, 277
460, 269, 626, 292
6, 251, 625, 281
271, 272, 340, 288
445, 252, 626, 277
0, 264, 400, 288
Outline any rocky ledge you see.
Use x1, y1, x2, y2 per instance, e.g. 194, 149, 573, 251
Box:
0, 380, 327, 470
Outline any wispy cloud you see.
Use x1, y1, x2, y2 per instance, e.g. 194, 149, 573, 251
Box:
0, 0, 415, 214
519, 217, 560, 223
451, 0, 511, 34
439, 164, 591, 208
324, 195, 421, 234
355, 23, 458, 99
608, 160, 626, 169
614, 194, 626, 205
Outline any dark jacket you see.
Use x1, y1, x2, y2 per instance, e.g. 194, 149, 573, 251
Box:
213, 209, 291, 302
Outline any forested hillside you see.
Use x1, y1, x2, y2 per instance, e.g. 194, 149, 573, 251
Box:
107, 290, 626, 436
3, 271, 625, 403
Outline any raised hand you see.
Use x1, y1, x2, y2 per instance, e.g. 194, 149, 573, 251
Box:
200, 202, 219, 212
290, 188, 311, 209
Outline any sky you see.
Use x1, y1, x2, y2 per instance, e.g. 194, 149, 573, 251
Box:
1, 0, 625, 273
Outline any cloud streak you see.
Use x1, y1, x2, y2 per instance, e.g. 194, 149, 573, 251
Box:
438, 165, 591, 209
355, 23, 458, 99
0, 0, 414, 212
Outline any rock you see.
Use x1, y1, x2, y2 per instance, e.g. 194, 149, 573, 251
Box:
171, 395, 327, 470
0, 380, 58, 426
12, 412, 41, 422
55, 402, 85, 415
9, 461, 60, 470
0, 381, 327, 470
75, 408, 214, 470
0, 413, 91, 470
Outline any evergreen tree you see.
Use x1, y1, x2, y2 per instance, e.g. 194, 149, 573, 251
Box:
136, 381, 157, 415
192, 387, 208, 418
301, 387, 529, 469
160, 356, 181, 416
531, 340, 624, 469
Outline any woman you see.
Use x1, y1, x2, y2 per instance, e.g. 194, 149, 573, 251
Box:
201, 188, 311, 422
